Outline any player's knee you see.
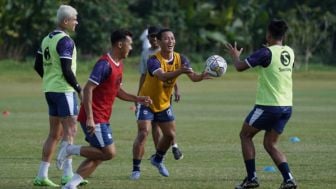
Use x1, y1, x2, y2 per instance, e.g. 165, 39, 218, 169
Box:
163, 132, 175, 141
48, 132, 62, 141
138, 129, 150, 141
103, 150, 116, 160
263, 141, 275, 153
239, 131, 248, 140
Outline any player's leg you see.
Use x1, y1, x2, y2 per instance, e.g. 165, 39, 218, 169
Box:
61, 123, 115, 187
150, 106, 175, 177
34, 93, 63, 187
171, 136, 183, 160
235, 122, 260, 189
151, 121, 161, 148
59, 115, 78, 184
264, 130, 297, 189
63, 159, 102, 189
150, 121, 175, 177
34, 117, 62, 187
264, 107, 297, 189
241, 123, 260, 173
55, 92, 78, 170
64, 144, 115, 188
59, 123, 115, 161
235, 106, 262, 189
130, 120, 151, 180
156, 121, 176, 153
130, 104, 154, 180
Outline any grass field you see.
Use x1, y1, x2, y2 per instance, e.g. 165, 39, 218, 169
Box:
0, 59, 335, 189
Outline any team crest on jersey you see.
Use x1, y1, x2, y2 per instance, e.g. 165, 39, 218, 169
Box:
280, 51, 290, 66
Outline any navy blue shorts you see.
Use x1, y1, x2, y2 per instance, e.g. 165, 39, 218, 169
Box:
45, 92, 78, 117
80, 122, 113, 148
136, 104, 175, 122
245, 105, 292, 134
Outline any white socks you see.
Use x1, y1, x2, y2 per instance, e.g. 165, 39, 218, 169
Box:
63, 158, 74, 177
65, 173, 83, 187
67, 144, 81, 155
37, 161, 50, 179
60, 140, 69, 148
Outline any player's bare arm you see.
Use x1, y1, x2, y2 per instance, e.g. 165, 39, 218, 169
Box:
154, 67, 192, 82
117, 88, 152, 106
83, 81, 97, 135
187, 70, 211, 82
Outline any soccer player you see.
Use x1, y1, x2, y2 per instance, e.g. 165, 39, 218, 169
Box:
225, 19, 297, 189
137, 26, 183, 161
130, 28, 210, 180
58, 29, 152, 189
33, 5, 84, 187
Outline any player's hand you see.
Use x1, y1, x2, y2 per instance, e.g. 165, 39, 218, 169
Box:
201, 71, 212, 80
137, 96, 152, 107
225, 41, 243, 59
174, 92, 181, 102
180, 67, 193, 74
86, 118, 96, 136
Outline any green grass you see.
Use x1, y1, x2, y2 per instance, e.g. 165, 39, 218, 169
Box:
0, 59, 336, 188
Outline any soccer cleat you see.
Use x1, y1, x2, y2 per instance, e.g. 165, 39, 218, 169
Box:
61, 175, 89, 186
33, 176, 60, 187
235, 177, 260, 189
150, 156, 169, 177
279, 179, 297, 189
56, 145, 69, 170
129, 171, 141, 180
172, 146, 184, 160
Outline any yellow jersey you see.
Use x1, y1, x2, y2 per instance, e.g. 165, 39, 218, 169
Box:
139, 52, 182, 112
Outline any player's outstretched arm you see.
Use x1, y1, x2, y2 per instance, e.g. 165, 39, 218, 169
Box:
187, 71, 211, 82
117, 88, 152, 106
154, 67, 192, 82
225, 42, 249, 72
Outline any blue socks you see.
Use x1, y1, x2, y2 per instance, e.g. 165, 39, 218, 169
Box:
244, 159, 256, 180
132, 159, 141, 171
278, 162, 293, 181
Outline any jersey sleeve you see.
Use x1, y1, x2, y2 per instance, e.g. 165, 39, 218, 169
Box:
88, 60, 111, 85
147, 56, 161, 76
245, 47, 272, 68
180, 54, 191, 68
56, 36, 74, 60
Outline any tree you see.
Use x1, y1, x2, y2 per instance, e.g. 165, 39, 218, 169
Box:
0, 0, 57, 60
281, 5, 336, 69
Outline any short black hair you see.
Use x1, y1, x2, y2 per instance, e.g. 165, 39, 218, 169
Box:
148, 26, 160, 35
157, 28, 173, 40
110, 29, 133, 45
268, 19, 288, 40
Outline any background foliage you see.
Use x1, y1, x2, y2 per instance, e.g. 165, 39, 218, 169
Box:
0, 0, 335, 67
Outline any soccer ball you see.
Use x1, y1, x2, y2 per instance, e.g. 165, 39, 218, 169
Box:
204, 55, 227, 77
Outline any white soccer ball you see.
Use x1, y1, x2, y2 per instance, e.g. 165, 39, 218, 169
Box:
204, 55, 227, 77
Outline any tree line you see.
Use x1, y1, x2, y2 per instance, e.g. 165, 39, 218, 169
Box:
0, 0, 335, 68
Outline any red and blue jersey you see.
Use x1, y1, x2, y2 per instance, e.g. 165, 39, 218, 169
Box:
78, 53, 123, 124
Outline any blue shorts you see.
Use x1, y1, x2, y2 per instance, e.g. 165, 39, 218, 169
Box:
136, 104, 175, 122
80, 122, 113, 148
245, 105, 292, 134
45, 92, 78, 117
